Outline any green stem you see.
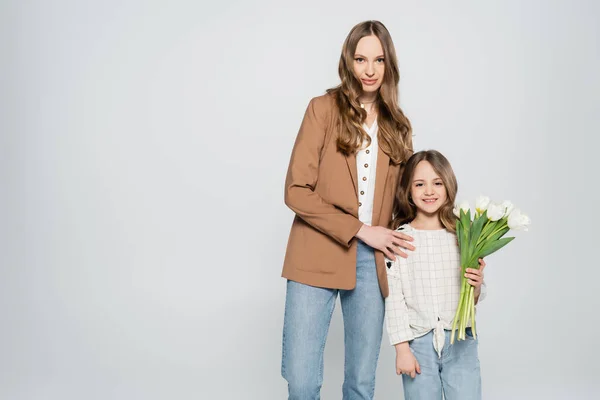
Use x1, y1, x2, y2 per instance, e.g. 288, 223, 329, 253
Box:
451, 278, 466, 344
470, 286, 475, 329
471, 290, 477, 339
464, 286, 473, 340
476, 220, 495, 246
485, 221, 508, 243
460, 284, 469, 340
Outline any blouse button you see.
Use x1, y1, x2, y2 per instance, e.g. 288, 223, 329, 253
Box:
360, 191, 365, 195
362, 177, 367, 181
359, 202, 362, 207
364, 163, 369, 168
366, 150, 370, 154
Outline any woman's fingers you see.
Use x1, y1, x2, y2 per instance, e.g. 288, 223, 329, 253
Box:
383, 248, 396, 260
391, 246, 408, 259
387, 232, 412, 258
392, 240, 415, 252
384, 245, 407, 260
375, 228, 417, 260
391, 232, 416, 251
392, 231, 414, 242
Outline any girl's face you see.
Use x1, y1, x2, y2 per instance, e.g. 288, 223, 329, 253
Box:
353, 35, 385, 95
410, 160, 448, 216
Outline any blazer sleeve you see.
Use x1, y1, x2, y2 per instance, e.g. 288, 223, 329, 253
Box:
284, 97, 363, 247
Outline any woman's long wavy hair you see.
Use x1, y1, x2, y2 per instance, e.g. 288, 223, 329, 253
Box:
326, 20, 412, 164
392, 150, 458, 232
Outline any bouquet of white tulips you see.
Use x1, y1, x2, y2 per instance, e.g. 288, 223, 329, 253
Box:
450, 196, 530, 343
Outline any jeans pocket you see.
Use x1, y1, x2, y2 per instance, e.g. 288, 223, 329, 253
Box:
465, 327, 477, 340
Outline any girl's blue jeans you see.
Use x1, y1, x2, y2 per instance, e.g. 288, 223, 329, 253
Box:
402, 328, 482, 400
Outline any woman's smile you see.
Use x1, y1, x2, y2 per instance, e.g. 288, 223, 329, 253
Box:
361, 78, 378, 86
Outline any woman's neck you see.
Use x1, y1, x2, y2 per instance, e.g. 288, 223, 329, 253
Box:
410, 212, 444, 230
359, 93, 378, 104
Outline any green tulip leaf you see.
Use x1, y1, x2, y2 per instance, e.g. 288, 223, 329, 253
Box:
477, 236, 515, 259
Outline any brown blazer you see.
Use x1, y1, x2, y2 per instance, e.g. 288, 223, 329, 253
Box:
281, 94, 411, 298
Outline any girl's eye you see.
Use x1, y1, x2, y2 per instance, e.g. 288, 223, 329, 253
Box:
435, 182, 444, 186
376, 58, 385, 63
415, 183, 423, 187
355, 58, 364, 63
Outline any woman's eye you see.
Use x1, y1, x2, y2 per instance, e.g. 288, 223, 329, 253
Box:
376, 58, 385, 63
355, 58, 364, 63
435, 182, 443, 186
415, 183, 423, 187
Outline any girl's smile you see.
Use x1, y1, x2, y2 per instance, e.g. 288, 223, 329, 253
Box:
410, 160, 448, 225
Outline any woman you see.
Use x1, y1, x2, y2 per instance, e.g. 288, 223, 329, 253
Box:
281, 21, 414, 399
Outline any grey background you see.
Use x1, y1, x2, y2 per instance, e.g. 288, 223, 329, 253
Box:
1, 0, 598, 399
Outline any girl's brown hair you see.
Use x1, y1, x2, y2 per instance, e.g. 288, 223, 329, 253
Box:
392, 150, 458, 232
326, 20, 412, 164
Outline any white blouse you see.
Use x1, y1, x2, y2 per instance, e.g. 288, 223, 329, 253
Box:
356, 121, 378, 225
384, 223, 487, 357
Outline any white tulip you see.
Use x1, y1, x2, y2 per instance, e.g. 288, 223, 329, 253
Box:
460, 201, 470, 212
453, 204, 460, 218
486, 202, 505, 221
507, 208, 531, 231
500, 200, 515, 217
475, 195, 491, 214
453, 201, 470, 217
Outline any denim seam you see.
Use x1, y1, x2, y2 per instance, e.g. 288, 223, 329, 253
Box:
346, 243, 382, 400
318, 291, 337, 385
368, 321, 382, 399
281, 283, 290, 378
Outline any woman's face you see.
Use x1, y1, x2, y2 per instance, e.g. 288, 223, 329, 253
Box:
353, 35, 385, 95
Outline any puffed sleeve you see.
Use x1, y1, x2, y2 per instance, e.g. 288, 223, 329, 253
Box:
384, 255, 414, 345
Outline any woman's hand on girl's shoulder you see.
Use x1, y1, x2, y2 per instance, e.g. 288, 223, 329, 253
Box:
356, 225, 415, 260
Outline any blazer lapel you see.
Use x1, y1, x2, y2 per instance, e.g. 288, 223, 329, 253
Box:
371, 146, 390, 226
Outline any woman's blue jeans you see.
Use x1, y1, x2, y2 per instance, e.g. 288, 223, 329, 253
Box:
281, 240, 384, 400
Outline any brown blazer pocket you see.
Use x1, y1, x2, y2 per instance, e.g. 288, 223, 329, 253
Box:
294, 227, 338, 274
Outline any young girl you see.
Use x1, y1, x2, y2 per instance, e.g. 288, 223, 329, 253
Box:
385, 150, 486, 400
